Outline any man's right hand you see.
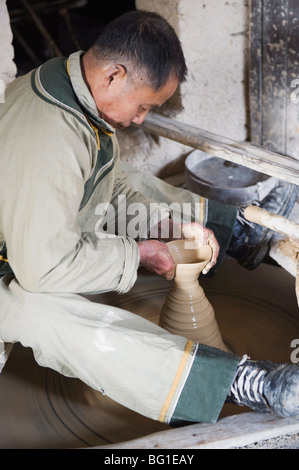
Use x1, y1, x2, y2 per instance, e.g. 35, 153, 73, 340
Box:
137, 240, 175, 280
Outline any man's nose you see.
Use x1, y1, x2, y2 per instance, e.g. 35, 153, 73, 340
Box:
132, 109, 149, 125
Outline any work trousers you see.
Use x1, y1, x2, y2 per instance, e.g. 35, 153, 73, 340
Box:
0, 165, 239, 425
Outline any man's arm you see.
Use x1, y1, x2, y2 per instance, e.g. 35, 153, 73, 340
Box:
2, 119, 139, 295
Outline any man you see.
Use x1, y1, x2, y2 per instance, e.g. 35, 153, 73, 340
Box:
0, 10, 298, 426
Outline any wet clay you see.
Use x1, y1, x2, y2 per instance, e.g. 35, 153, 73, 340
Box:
159, 239, 229, 352
0, 258, 299, 448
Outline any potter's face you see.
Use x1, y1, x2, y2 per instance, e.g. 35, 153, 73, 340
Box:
92, 66, 178, 129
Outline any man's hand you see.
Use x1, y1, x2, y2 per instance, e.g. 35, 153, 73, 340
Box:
138, 221, 219, 279
137, 240, 175, 280
181, 222, 219, 274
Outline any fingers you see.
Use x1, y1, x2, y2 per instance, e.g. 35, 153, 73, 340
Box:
137, 240, 175, 280
203, 229, 220, 274
181, 222, 220, 274
181, 223, 205, 243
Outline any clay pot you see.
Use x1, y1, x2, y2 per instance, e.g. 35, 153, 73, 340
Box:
159, 239, 229, 352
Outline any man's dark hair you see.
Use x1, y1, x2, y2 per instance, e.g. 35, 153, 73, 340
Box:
90, 10, 187, 90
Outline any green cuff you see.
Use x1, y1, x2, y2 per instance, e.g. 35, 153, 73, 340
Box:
206, 199, 237, 272
170, 344, 239, 425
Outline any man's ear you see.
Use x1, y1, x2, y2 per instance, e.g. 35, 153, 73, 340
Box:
105, 64, 127, 87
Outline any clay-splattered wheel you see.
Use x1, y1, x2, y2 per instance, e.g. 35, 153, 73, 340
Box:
0, 257, 298, 448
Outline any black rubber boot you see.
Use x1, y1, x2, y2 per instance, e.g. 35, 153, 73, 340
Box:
227, 180, 298, 269
226, 355, 299, 418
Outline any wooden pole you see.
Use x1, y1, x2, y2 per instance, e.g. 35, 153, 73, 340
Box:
140, 113, 299, 185
19, 0, 63, 58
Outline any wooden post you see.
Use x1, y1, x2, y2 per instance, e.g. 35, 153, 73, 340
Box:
250, 0, 299, 158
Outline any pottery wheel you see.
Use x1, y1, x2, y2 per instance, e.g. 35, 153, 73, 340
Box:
0, 257, 299, 448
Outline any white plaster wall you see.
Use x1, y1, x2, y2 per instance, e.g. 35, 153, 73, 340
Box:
136, 0, 180, 34
0, 0, 17, 86
178, 0, 249, 141
117, 0, 249, 175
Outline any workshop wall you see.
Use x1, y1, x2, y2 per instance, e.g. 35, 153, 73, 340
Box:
1, 0, 250, 175
118, 0, 250, 176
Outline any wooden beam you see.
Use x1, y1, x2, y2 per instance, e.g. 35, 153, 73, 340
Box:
95, 412, 299, 449
140, 113, 299, 185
